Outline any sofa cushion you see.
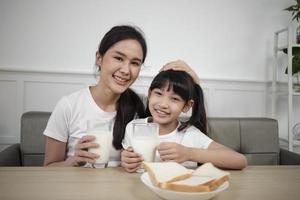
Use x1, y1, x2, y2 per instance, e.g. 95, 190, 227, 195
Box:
207, 118, 241, 152
20, 112, 49, 166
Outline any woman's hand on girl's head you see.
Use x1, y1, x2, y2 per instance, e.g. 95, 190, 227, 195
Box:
157, 142, 190, 163
121, 147, 143, 173
72, 135, 100, 166
161, 60, 200, 84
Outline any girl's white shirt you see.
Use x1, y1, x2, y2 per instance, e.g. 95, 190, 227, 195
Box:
43, 87, 121, 167
122, 117, 213, 168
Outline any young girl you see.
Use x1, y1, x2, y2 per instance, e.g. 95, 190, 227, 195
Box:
121, 70, 247, 172
43, 25, 199, 167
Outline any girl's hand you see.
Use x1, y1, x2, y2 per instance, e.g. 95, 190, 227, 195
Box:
157, 142, 190, 163
71, 135, 100, 166
161, 60, 200, 84
121, 147, 144, 173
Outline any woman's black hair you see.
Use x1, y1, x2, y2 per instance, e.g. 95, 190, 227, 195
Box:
113, 88, 146, 149
98, 25, 147, 63
97, 25, 147, 149
145, 70, 207, 134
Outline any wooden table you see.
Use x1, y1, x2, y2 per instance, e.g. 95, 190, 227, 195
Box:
0, 166, 299, 200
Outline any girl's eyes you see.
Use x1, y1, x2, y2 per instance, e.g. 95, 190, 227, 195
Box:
153, 90, 162, 96
171, 97, 180, 101
131, 61, 142, 67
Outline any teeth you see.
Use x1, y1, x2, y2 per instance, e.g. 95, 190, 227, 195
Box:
156, 109, 168, 115
114, 75, 128, 83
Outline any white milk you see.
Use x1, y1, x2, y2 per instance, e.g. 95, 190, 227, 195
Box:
132, 138, 157, 162
88, 131, 113, 164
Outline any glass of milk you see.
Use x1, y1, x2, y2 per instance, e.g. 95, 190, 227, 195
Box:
132, 122, 159, 172
87, 119, 113, 168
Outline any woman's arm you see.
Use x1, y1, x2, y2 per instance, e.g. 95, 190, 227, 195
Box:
161, 60, 200, 84
44, 136, 100, 167
158, 141, 247, 170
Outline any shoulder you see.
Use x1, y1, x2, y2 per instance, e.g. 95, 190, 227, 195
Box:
65, 87, 89, 100
182, 125, 208, 138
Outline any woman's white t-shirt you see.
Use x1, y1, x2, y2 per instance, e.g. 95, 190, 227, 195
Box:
43, 87, 121, 166
122, 117, 213, 168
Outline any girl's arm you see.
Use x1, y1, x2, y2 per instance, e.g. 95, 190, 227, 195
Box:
188, 142, 247, 169
44, 135, 99, 167
158, 142, 247, 170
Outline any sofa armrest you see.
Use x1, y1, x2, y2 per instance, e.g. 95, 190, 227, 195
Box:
0, 143, 22, 166
279, 148, 300, 165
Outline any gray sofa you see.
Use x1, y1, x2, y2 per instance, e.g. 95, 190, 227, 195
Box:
0, 111, 300, 166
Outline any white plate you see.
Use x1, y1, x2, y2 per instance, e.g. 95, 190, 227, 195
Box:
140, 172, 229, 200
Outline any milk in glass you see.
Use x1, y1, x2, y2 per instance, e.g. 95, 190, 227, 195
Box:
132, 136, 157, 162
132, 122, 159, 165
87, 119, 112, 168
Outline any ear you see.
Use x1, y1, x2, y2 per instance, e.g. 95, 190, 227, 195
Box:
182, 100, 194, 113
95, 51, 102, 67
147, 89, 152, 100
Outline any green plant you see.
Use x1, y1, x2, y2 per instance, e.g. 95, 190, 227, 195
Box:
284, 1, 300, 75
284, 0, 300, 21
285, 55, 300, 75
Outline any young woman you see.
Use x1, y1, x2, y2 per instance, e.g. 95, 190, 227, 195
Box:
121, 70, 247, 172
43, 25, 200, 167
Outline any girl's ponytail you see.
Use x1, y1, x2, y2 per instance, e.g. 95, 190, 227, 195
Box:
188, 84, 207, 134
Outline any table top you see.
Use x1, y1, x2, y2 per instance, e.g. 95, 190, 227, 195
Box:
0, 165, 300, 200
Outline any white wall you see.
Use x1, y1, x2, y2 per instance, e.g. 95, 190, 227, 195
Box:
0, 0, 293, 80
1, 0, 299, 152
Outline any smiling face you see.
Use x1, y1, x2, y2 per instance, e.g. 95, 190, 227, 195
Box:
148, 85, 192, 132
96, 39, 143, 95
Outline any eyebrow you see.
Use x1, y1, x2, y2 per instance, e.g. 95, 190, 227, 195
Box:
114, 51, 142, 63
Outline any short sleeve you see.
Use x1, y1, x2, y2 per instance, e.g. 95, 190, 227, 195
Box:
182, 127, 213, 149
122, 121, 133, 149
43, 97, 71, 142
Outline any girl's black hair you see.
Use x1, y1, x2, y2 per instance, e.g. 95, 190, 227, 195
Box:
97, 25, 147, 149
145, 70, 207, 134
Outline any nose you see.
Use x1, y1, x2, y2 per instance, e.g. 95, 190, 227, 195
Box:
158, 96, 169, 108
119, 61, 130, 74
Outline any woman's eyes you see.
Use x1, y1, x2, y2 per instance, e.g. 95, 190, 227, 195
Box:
114, 56, 123, 62
113, 56, 141, 67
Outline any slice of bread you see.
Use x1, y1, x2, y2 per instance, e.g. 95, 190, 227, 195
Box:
164, 176, 215, 192
143, 162, 192, 188
193, 162, 230, 191
143, 162, 230, 192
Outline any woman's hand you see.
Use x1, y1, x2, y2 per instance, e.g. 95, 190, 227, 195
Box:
161, 60, 200, 84
157, 142, 190, 163
121, 147, 143, 173
71, 135, 100, 166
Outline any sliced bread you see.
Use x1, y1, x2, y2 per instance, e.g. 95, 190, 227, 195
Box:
143, 162, 192, 188
164, 175, 215, 192
193, 162, 230, 191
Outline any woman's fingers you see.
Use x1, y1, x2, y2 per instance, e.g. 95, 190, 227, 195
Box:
75, 135, 99, 150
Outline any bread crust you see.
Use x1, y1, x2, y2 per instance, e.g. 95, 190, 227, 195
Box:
209, 175, 229, 191
164, 179, 213, 192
